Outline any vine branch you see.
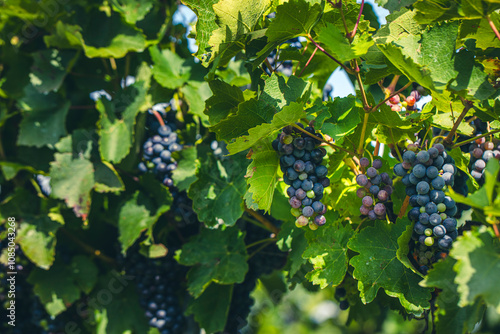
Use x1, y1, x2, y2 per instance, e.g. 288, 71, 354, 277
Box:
307, 35, 353, 74
357, 112, 370, 155
348, 0, 364, 39
444, 98, 474, 145
244, 208, 280, 234
451, 129, 500, 149
487, 14, 500, 42
299, 46, 318, 77
292, 123, 357, 156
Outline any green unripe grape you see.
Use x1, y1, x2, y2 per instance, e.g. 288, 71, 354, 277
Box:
283, 135, 293, 145
424, 237, 434, 246
420, 257, 429, 265
291, 208, 301, 217
308, 221, 319, 230
440, 213, 447, 220
307, 190, 315, 198
437, 203, 446, 212
299, 172, 308, 180
424, 228, 433, 236
295, 215, 309, 227
420, 206, 426, 213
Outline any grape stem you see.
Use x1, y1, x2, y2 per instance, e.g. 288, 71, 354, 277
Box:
370, 82, 412, 113
444, 98, 474, 145
374, 139, 380, 156
293, 42, 310, 75
246, 238, 276, 249
60, 228, 117, 265
292, 123, 357, 156
307, 35, 354, 74
487, 14, 500, 42
248, 240, 275, 260
389, 128, 403, 161
493, 223, 500, 238
398, 196, 410, 219
451, 129, 500, 149
348, 0, 364, 39
263, 58, 274, 74
357, 112, 370, 155
244, 208, 280, 234
299, 46, 318, 77
151, 109, 166, 127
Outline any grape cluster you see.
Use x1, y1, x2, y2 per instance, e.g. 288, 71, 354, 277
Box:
224, 216, 287, 333
356, 158, 393, 220
122, 251, 186, 334
334, 287, 349, 311
468, 139, 500, 185
272, 123, 329, 230
393, 144, 460, 274
138, 110, 183, 187
385, 86, 424, 113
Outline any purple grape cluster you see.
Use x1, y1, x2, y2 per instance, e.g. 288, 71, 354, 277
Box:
356, 158, 393, 220
138, 111, 183, 187
272, 123, 329, 229
468, 139, 500, 185
394, 144, 460, 274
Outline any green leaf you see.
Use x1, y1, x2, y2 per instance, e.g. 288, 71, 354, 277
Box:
316, 23, 374, 62
118, 188, 171, 254
321, 96, 361, 141
188, 151, 248, 226
0, 161, 41, 181
265, 0, 322, 43
110, 0, 154, 24
30, 49, 77, 93
181, 81, 212, 125
90, 271, 149, 334
17, 215, 62, 270
181, 0, 219, 59
177, 227, 248, 297
245, 138, 279, 212
150, 47, 191, 89
276, 222, 307, 277
374, 0, 417, 11
171, 146, 199, 191
205, 79, 245, 125
186, 283, 232, 333
303, 223, 353, 288
422, 256, 486, 334
413, 0, 463, 24
451, 226, 500, 312
94, 161, 125, 193
460, 14, 500, 49
227, 102, 306, 154
348, 219, 432, 313
49, 153, 95, 218
28, 257, 97, 316
17, 87, 70, 148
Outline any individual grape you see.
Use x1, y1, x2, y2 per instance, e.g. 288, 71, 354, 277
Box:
293, 149, 305, 158
369, 185, 380, 195
483, 150, 495, 161
282, 134, 293, 145
158, 125, 172, 136
286, 168, 299, 180
295, 215, 309, 227
442, 164, 456, 174
402, 174, 412, 186
409, 195, 419, 207
471, 170, 483, 181
424, 237, 434, 246
289, 196, 302, 208
408, 207, 421, 221
138, 162, 148, 173
368, 210, 377, 220
366, 167, 378, 178
371, 174, 382, 185
304, 137, 315, 151
443, 196, 455, 209
372, 159, 383, 169
360, 205, 371, 216
402, 161, 413, 169
414, 222, 426, 234
295, 188, 306, 200
433, 143, 445, 153
484, 141, 495, 150
302, 206, 314, 217
359, 157, 370, 168
416, 181, 430, 194
306, 190, 315, 198
417, 150, 430, 163
302, 197, 313, 206
316, 165, 328, 178
374, 203, 386, 216
429, 213, 442, 226
406, 186, 417, 196
304, 161, 315, 174
413, 164, 427, 178
429, 190, 445, 203
286, 187, 295, 197
293, 137, 305, 149
394, 163, 407, 176
160, 149, 172, 162
380, 172, 392, 185
428, 147, 439, 159
383, 185, 393, 195
292, 179, 302, 189
301, 179, 314, 191
472, 148, 484, 159
424, 228, 433, 236
425, 202, 438, 214
431, 176, 445, 190
313, 183, 324, 196
409, 172, 420, 185
312, 201, 325, 213
437, 203, 446, 212
362, 196, 373, 207
298, 172, 308, 180
443, 218, 457, 231
445, 205, 458, 217
320, 177, 330, 187
291, 208, 301, 217
377, 190, 389, 202
419, 213, 430, 225
416, 194, 430, 206
314, 215, 326, 226
339, 300, 350, 310
356, 188, 367, 198
426, 166, 439, 179
432, 156, 444, 169
356, 174, 369, 186
403, 150, 416, 163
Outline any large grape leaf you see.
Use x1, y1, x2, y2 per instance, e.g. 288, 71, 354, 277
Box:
245, 138, 279, 212
303, 223, 353, 288
28, 257, 98, 316
29, 49, 77, 93
413, 0, 500, 24
181, 0, 219, 59
205, 79, 245, 125
177, 227, 248, 297
374, 0, 417, 11
49, 153, 95, 219
348, 219, 432, 313
316, 23, 374, 62
118, 175, 172, 254
422, 256, 486, 334
150, 47, 191, 89
208, 0, 271, 60
459, 13, 500, 50
171, 146, 199, 192
450, 226, 500, 312
186, 284, 232, 333
188, 150, 248, 226
90, 271, 149, 334
276, 221, 308, 277
321, 96, 361, 141
110, 0, 154, 24
17, 86, 70, 148
94, 161, 125, 193
96, 72, 149, 163
227, 102, 306, 154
